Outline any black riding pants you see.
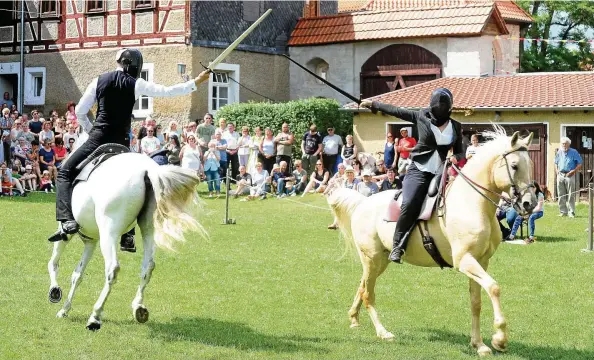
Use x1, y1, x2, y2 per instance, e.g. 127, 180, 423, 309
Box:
393, 162, 435, 251
56, 128, 127, 222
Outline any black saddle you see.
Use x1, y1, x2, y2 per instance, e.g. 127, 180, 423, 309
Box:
74, 143, 129, 184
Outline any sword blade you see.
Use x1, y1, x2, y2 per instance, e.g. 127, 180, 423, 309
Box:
208, 9, 273, 70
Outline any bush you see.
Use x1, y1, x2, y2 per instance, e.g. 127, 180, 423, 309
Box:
214, 98, 353, 159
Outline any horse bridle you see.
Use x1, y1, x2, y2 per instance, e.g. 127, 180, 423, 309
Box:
450, 146, 534, 213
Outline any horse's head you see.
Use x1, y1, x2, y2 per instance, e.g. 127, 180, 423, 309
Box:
492, 131, 536, 215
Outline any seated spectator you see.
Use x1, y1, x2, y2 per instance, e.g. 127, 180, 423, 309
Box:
506, 182, 545, 244
373, 160, 387, 182
1, 162, 25, 196
21, 164, 37, 191
231, 165, 252, 197
53, 138, 67, 169
10, 165, 25, 196
243, 162, 270, 201
63, 124, 78, 150
141, 126, 161, 155
343, 166, 360, 190
26, 139, 41, 181
357, 169, 379, 197
40, 170, 53, 192
496, 192, 518, 239
352, 159, 362, 179
302, 160, 330, 196
273, 161, 291, 198
13, 137, 28, 165
380, 167, 402, 191
10, 119, 23, 146
21, 124, 35, 145
324, 163, 347, 195
39, 120, 54, 144
202, 140, 221, 198
1, 172, 12, 196
38, 139, 57, 182
67, 138, 76, 153
286, 159, 307, 196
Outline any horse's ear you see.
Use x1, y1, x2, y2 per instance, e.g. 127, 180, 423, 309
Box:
510, 131, 520, 147
524, 132, 534, 146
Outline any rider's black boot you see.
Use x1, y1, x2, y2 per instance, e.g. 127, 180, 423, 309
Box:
120, 233, 136, 253
48, 220, 79, 242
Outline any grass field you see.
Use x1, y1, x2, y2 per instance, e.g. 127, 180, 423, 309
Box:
1, 189, 593, 360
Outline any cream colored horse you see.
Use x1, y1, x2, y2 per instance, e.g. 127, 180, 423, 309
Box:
327, 129, 536, 357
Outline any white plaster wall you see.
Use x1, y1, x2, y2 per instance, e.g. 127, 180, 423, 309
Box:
445, 37, 484, 76
479, 35, 496, 75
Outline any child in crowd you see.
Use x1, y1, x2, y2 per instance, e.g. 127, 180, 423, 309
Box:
40, 170, 53, 193
1, 172, 12, 196
21, 164, 37, 191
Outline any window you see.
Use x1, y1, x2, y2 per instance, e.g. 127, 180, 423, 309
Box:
132, 63, 154, 118
24, 67, 46, 106
208, 63, 240, 114
86, 0, 105, 13
133, 0, 155, 10
41, 0, 58, 16
315, 61, 329, 85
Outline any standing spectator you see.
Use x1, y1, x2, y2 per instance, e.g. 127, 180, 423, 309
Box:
28, 110, 43, 136
1, 108, 12, 133
155, 124, 165, 145
341, 134, 357, 166
237, 126, 251, 167
225, 123, 240, 180
53, 118, 66, 140
379, 167, 402, 191
301, 124, 323, 176
275, 123, 294, 170
357, 169, 379, 197
203, 140, 221, 198
322, 127, 343, 175
39, 120, 55, 144
137, 117, 156, 153
166, 134, 181, 166
465, 134, 481, 160
65, 101, 79, 131
247, 126, 263, 174
140, 126, 161, 155
555, 137, 582, 218
179, 132, 203, 176
165, 120, 180, 142
217, 118, 227, 135
383, 132, 396, 170
214, 130, 228, 178
287, 159, 307, 196
259, 127, 276, 174
396, 128, 416, 175
3, 92, 13, 109
10, 119, 24, 147
197, 113, 215, 154
38, 139, 57, 182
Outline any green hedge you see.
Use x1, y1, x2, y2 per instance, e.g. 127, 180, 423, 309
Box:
214, 98, 353, 158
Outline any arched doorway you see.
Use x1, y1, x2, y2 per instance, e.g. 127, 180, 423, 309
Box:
360, 44, 443, 98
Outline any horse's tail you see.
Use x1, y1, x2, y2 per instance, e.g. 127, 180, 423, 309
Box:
145, 165, 207, 251
327, 187, 366, 246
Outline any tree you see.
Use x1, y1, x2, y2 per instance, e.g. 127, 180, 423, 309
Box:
516, 1, 594, 72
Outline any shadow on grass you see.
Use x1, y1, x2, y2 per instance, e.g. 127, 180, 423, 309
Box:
1, 192, 57, 204
532, 235, 577, 243
148, 317, 330, 354
426, 328, 594, 360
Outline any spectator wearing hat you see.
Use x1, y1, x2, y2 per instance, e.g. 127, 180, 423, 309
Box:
555, 137, 582, 217
40, 169, 54, 192
357, 169, 379, 197
21, 163, 37, 191
396, 127, 416, 175
322, 127, 343, 174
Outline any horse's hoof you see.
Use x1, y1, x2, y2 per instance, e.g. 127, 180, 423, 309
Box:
48, 287, 62, 303
134, 306, 149, 323
86, 321, 101, 331
56, 309, 68, 318
477, 345, 493, 357
379, 332, 395, 341
349, 323, 360, 328
492, 334, 508, 353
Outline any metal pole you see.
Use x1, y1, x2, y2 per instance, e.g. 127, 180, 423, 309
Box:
588, 183, 594, 251
222, 166, 235, 225
19, 0, 24, 112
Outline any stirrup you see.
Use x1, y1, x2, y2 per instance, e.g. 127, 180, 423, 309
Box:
48, 230, 68, 242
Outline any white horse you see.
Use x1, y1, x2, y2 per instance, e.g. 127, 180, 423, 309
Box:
327, 128, 536, 356
48, 132, 206, 330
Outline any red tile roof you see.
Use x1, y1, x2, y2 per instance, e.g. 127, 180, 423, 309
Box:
338, 0, 533, 23
289, 3, 507, 46
345, 73, 594, 109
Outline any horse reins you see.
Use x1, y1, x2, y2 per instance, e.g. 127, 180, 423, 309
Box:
449, 146, 533, 212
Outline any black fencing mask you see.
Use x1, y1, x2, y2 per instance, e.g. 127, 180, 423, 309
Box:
116, 48, 144, 79
429, 88, 453, 127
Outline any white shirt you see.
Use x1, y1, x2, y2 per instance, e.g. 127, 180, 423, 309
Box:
224, 131, 240, 150
75, 68, 198, 133
141, 136, 161, 154
415, 121, 453, 174
323, 134, 343, 155
252, 169, 269, 187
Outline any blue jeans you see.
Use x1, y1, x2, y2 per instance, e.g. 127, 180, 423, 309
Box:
276, 178, 287, 196
205, 169, 220, 192
511, 211, 543, 237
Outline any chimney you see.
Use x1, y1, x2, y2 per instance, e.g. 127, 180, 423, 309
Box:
303, 0, 320, 18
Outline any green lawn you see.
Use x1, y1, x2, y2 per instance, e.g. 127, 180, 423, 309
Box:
0, 190, 593, 359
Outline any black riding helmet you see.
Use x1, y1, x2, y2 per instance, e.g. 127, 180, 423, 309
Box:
115, 48, 143, 79
429, 88, 453, 126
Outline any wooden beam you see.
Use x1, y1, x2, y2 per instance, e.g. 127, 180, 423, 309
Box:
361, 68, 441, 77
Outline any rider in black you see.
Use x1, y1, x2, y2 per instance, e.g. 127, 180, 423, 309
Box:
49, 48, 210, 250
361, 88, 464, 263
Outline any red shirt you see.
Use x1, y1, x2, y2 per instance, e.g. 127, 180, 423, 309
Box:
398, 137, 417, 159
52, 145, 67, 163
